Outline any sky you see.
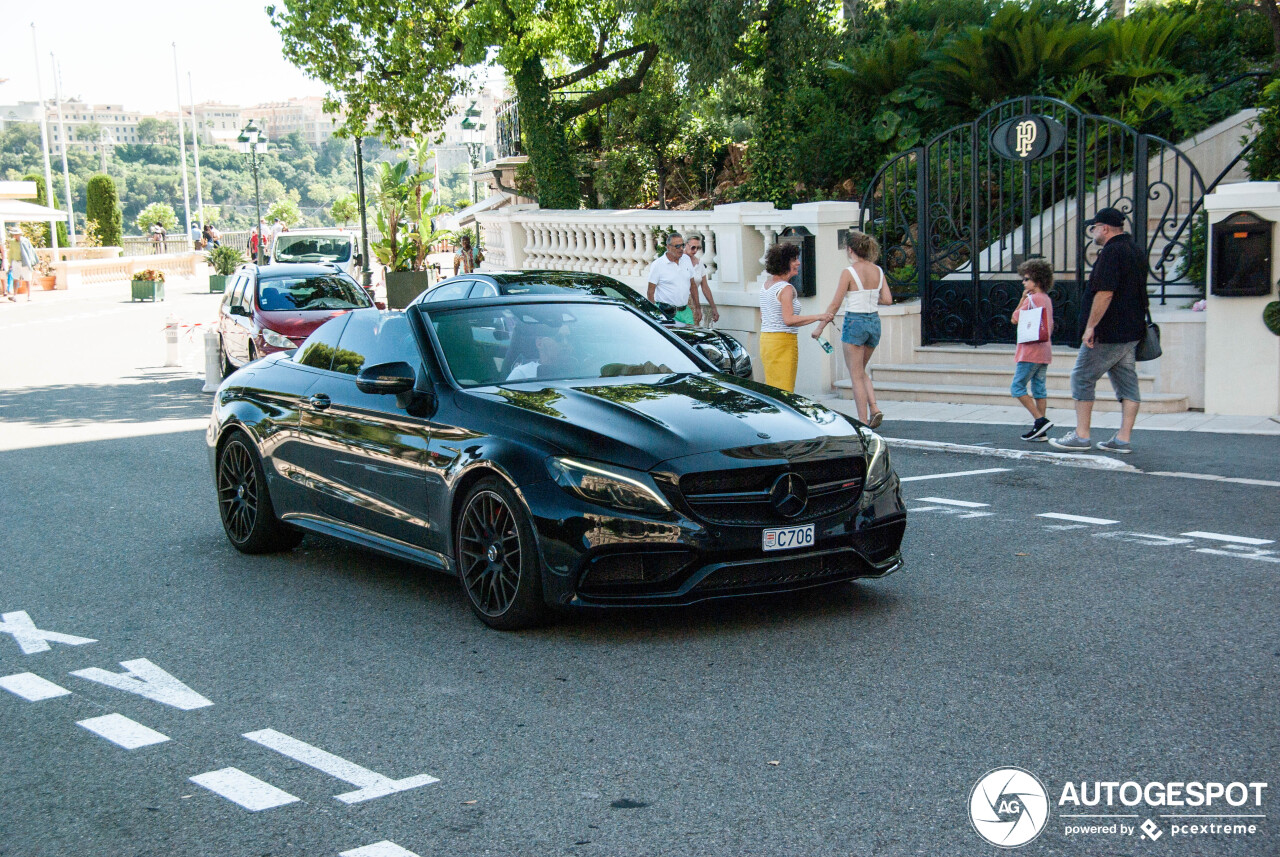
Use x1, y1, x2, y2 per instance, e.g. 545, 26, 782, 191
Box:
1, 0, 329, 112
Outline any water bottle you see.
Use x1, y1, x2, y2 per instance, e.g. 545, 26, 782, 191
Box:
817, 336, 834, 354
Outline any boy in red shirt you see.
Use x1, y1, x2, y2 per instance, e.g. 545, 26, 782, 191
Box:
1011, 258, 1055, 441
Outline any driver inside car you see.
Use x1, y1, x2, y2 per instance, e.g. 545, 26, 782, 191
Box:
505, 324, 580, 381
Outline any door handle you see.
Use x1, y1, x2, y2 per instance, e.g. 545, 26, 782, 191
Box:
308, 393, 331, 411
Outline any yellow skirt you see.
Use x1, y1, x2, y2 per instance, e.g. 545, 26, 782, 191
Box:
760, 331, 799, 392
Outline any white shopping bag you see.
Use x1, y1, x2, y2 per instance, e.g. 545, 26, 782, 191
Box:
1016, 299, 1047, 344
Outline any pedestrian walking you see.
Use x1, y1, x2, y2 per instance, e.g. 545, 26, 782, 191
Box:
453, 234, 484, 275
149, 221, 166, 253
190, 221, 204, 249
684, 232, 719, 327
249, 228, 261, 262
760, 242, 832, 393
1, 230, 13, 301
1010, 258, 1055, 441
812, 229, 892, 427
645, 232, 700, 325
1049, 207, 1146, 453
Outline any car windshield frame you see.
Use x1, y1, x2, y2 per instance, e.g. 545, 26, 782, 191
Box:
418, 299, 704, 389
272, 235, 353, 264
498, 279, 667, 322
257, 272, 373, 312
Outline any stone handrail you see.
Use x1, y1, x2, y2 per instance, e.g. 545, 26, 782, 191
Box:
54, 252, 206, 290
37, 247, 122, 263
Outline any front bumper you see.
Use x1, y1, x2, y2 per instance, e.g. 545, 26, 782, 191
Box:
522, 474, 906, 608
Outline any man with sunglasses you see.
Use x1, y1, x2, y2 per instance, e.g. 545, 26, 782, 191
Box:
646, 232, 701, 325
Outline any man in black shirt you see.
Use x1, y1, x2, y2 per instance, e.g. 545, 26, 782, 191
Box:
1050, 207, 1147, 454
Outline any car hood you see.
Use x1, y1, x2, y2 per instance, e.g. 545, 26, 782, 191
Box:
462, 373, 856, 470
256, 308, 350, 338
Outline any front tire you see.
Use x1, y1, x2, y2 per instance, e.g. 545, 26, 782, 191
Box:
216, 430, 302, 554
455, 478, 550, 630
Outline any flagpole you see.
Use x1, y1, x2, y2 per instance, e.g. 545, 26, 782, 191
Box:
188, 72, 205, 233
52, 54, 77, 247
172, 42, 193, 244
30, 24, 58, 252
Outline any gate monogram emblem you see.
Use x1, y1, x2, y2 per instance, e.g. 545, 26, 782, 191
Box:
1014, 119, 1038, 157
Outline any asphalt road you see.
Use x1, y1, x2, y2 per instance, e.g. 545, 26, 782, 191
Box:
1, 281, 1277, 856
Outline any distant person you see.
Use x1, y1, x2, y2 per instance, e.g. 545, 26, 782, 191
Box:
812, 229, 892, 428
645, 232, 699, 324
202, 224, 220, 248
249, 228, 261, 262
150, 221, 166, 253
1010, 258, 1055, 441
270, 218, 285, 251
1050, 207, 1146, 454
685, 232, 718, 327
759, 242, 832, 393
453, 234, 484, 275
190, 222, 203, 249
505, 324, 580, 380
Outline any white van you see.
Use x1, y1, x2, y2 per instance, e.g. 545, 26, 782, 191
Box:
269, 228, 361, 278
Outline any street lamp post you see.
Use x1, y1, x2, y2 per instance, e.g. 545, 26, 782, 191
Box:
237, 120, 265, 265
354, 135, 371, 289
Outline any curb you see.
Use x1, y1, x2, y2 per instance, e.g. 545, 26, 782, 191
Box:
882, 437, 1139, 472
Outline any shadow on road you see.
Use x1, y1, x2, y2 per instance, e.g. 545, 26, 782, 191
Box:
0, 372, 210, 426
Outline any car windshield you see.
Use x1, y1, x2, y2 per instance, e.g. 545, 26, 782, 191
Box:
273, 236, 352, 263
258, 274, 372, 312
431, 302, 700, 387
501, 280, 665, 321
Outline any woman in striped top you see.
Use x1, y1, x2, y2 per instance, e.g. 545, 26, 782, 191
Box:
758, 243, 833, 392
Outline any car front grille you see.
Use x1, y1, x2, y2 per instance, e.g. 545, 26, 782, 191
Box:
851, 516, 907, 564
692, 551, 858, 593
678, 457, 865, 526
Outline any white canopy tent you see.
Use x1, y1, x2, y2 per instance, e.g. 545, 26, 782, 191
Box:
0, 198, 67, 224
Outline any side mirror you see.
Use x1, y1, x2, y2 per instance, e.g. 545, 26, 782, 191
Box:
356, 361, 416, 395
230, 305, 249, 317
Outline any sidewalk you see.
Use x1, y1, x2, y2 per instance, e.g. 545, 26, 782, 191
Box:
816, 397, 1280, 435
818, 397, 1280, 483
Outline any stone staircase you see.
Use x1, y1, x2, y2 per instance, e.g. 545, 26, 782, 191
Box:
834, 344, 1189, 413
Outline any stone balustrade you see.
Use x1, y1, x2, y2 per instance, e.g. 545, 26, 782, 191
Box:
53, 252, 207, 290
37, 247, 122, 263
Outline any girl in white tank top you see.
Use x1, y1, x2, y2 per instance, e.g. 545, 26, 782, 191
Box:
813, 231, 893, 427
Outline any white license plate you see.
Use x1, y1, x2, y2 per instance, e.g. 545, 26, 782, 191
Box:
762, 524, 815, 552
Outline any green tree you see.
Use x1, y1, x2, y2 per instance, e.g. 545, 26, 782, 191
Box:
21, 173, 69, 247
85, 173, 123, 246
267, 198, 303, 226
605, 59, 692, 209
136, 118, 176, 144
271, 0, 660, 210
135, 201, 178, 234
330, 192, 358, 226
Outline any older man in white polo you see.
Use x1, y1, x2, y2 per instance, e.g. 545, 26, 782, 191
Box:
646, 232, 700, 325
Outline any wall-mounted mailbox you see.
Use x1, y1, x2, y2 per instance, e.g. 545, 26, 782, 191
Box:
1211, 211, 1273, 297
778, 226, 816, 297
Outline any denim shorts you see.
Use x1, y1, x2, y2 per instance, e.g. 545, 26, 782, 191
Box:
841, 312, 881, 347
1070, 340, 1141, 402
1011, 361, 1048, 399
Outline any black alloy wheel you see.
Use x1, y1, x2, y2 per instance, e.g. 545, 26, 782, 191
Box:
248, 342, 258, 363
456, 478, 549, 630
216, 431, 302, 554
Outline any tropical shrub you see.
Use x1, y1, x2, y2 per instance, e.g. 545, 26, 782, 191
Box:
1245, 78, 1280, 182
208, 244, 245, 276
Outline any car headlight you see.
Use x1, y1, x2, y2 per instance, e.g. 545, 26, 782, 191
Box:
862, 430, 892, 491
261, 328, 294, 349
546, 457, 672, 514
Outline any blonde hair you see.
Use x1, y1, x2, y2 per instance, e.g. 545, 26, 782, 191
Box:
845, 229, 880, 263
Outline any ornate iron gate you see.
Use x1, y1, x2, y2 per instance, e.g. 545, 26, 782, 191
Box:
859, 96, 1206, 346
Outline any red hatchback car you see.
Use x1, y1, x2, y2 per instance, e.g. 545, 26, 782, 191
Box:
217, 263, 374, 373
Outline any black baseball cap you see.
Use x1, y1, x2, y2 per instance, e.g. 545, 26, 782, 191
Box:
1084, 207, 1126, 228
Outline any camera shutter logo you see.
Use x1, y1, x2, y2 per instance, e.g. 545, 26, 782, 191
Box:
969, 767, 1050, 848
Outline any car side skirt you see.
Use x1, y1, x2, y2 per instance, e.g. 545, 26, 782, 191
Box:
281, 512, 455, 574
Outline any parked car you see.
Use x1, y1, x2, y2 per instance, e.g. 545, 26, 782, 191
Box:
209, 295, 906, 630
269, 228, 360, 278
216, 263, 373, 374
413, 271, 753, 379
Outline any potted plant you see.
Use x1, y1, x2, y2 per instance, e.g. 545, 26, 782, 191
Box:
33, 257, 57, 291
375, 147, 454, 309
131, 268, 166, 302
207, 245, 244, 293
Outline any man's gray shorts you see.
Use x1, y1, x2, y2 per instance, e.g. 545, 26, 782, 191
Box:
1071, 340, 1140, 402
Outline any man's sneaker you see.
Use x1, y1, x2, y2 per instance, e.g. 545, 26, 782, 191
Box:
1095, 435, 1132, 454
1049, 430, 1091, 451
1021, 417, 1052, 441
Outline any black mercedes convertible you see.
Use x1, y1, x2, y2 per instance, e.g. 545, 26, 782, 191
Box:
208, 295, 906, 629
